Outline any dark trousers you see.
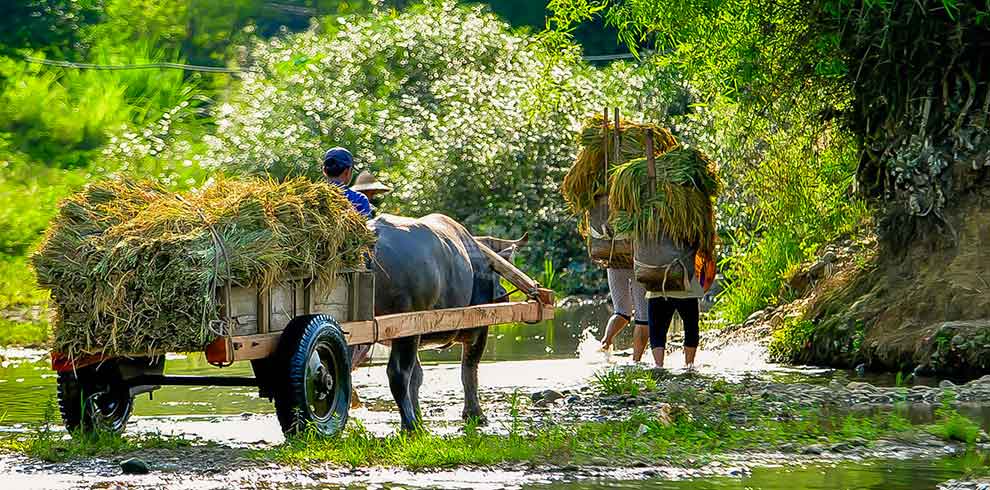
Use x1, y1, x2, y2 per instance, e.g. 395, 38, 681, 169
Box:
647, 297, 700, 349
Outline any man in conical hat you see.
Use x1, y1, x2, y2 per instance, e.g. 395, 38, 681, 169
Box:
350, 171, 392, 208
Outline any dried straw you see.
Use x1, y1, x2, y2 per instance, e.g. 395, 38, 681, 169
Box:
561, 115, 678, 215
609, 147, 721, 259
32, 177, 376, 359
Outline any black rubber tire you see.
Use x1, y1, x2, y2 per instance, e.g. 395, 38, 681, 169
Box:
273, 315, 351, 437
57, 362, 134, 435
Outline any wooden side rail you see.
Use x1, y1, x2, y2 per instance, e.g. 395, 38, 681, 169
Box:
205, 294, 554, 364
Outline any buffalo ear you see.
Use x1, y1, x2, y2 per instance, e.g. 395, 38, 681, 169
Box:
514, 232, 529, 247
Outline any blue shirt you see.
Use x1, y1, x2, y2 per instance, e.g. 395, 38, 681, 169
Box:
332, 181, 373, 218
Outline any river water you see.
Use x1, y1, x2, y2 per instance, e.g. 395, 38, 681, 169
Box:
1, 300, 988, 489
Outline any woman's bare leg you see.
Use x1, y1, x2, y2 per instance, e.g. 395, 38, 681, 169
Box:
632, 323, 649, 361
651, 346, 665, 367
684, 346, 697, 369
601, 314, 630, 350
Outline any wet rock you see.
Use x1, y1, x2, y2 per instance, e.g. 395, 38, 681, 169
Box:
566, 395, 581, 404
540, 390, 564, 403
846, 381, 876, 392
120, 458, 150, 475
969, 375, 990, 385
156, 463, 180, 472
830, 442, 854, 452
801, 444, 825, 455
940, 380, 956, 389
855, 364, 867, 377
847, 437, 868, 447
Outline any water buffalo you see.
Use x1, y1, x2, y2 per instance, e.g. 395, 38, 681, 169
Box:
353, 213, 524, 431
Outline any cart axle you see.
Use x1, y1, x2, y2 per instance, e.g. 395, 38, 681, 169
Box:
126, 374, 261, 387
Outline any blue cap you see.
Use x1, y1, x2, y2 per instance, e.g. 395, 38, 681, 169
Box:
322, 147, 354, 176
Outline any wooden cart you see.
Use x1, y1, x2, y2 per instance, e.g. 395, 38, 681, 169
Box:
50, 245, 554, 437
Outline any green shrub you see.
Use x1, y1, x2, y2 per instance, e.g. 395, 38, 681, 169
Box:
768, 318, 816, 362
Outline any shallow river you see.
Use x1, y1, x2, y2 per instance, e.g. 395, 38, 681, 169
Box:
1, 301, 988, 489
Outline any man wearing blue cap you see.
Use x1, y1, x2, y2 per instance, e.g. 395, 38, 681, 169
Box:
322, 147, 373, 218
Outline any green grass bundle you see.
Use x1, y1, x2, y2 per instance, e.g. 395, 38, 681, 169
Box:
609, 147, 721, 257
561, 115, 678, 215
32, 177, 376, 359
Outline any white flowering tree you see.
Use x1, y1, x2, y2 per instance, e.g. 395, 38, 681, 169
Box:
201, 1, 666, 293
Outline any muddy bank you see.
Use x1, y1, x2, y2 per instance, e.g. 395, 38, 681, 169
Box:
735, 189, 990, 377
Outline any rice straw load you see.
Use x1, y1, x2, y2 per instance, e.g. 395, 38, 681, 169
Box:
560, 114, 678, 215
608, 147, 722, 277
32, 177, 377, 360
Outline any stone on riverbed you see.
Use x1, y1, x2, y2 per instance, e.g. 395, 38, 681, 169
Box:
120, 458, 150, 475
532, 389, 565, 407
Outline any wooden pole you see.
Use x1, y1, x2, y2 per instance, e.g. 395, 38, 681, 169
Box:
613, 108, 621, 164
602, 107, 609, 174
646, 130, 656, 197
476, 242, 540, 296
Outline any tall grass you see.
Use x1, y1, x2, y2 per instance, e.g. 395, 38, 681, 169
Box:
0, 41, 197, 169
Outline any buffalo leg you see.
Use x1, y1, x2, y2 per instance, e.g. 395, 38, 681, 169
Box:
410, 358, 424, 419
386, 335, 421, 431
461, 327, 488, 423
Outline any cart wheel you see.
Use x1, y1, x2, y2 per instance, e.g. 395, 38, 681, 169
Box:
274, 315, 351, 437
57, 361, 134, 435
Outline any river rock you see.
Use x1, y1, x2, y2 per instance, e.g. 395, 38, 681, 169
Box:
940, 380, 956, 388
540, 390, 564, 403
120, 458, 150, 475
846, 381, 876, 392
855, 363, 867, 377
801, 444, 825, 455
829, 442, 853, 452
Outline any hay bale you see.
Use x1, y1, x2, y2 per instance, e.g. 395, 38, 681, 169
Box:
561, 115, 678, 215
32, 177, 376, 359
609, 147, 721, 262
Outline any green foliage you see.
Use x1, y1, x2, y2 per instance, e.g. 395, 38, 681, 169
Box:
717, 230, 805, 324
0, 1, 103, 54
261, 395, 930, 468
546, 0, 990, 230
768, 317, 817, 361
0, 316, 48, 347
592, 367, 658, 396
929, 408, 983, 444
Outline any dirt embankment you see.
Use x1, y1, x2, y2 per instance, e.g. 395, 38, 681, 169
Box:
746, 182, 990, 376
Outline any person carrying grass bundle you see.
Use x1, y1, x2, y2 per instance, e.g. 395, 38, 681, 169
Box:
608, 147, 720, 370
